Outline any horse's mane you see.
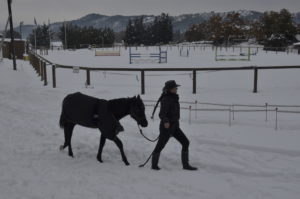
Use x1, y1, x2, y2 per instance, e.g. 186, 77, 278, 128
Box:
107, 97, 134, 120
108, 97, 133, 107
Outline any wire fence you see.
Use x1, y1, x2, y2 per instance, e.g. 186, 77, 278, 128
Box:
144, 100, 300, 130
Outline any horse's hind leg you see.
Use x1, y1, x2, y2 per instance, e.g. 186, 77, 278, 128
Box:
97, 134, 106, 163
60, 122, 75, 157
113, 136, 130, 166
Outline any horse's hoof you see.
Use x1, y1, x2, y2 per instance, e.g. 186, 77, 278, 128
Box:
59, 145, 64, 151
69, 154, 74, 158
125, 162, 130, 166
97, 157, 103, 163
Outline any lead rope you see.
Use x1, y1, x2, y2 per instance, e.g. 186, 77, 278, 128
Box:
139, 92, 165, 167
137, 124, 159, 142
137, 124, 159, 168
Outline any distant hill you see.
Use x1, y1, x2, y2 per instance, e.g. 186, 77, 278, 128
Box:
5, 10, 300, 39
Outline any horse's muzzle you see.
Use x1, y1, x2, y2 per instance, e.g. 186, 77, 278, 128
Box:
140, 119, 148, 127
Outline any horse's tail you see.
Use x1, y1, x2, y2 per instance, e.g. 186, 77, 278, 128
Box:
59, 101, 67, 129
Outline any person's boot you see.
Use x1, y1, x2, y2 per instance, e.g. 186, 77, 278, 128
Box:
151, 153, 161, 170
182, 151, 198, 170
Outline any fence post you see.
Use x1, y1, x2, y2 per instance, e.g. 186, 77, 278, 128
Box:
189, 106, 192, 124
86, 69, 91, 86
229, 108, 232, 126
36, 57, 38, 72
193, 70, 196, 94
141, 70, 145, 94
275, 108, 278, 130
195, 100, 198, 119
38, 59, 41, 76
232, 104, 235, 120
52, 65, 56, 88
40, 61, 44, 81
253, 67, 258, 93
159, 46, 162, 63
43, 62, 47, 86
39, 59, 43, 76
265, 103, 268, 122
129, 47, 132, 64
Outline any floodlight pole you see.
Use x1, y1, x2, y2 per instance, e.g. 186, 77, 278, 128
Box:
19, 21, 23, 39
7, 0, 17, 70
64, 21, 67, 49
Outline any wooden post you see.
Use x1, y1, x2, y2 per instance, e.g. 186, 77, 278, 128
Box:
86, 69, 90, 86
188, 106, 192, 124
7, 0, 17, 70
129, 47, 132, 64
38, 60, 42, 76
253, 67, 258, 93
34, 57, 38, 73
43, 62, 47, 86
40, 61, 44, 81
52, 65, 56, 88
275, 108, 278, 130
192, 70, 196, 94
33, 56, 36, 71
229, 108, 231, 126
141, 70, 145, 94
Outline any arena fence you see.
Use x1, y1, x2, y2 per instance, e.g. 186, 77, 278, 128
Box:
144, 100, 300, 130
29, 50, 300, 95
27, 51, 300, 130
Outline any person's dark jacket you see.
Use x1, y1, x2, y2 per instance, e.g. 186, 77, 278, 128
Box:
159, 92, 180, 125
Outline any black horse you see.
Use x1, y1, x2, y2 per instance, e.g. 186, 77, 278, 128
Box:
59, 92, 148, 165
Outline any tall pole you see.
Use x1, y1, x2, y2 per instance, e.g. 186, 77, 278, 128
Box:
34, 29, 37, 52
19, 21, 23, 40
64, 21, 67, 49
48, 19, 51, 49
34, 17, 37, 52
7, 0, 17, 70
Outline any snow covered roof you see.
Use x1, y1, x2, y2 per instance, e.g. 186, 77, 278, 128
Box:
3, 38, 26, 42
50, 41, 63, 46
293, 42, 300, 46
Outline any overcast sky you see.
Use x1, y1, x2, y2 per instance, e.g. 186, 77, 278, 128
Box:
1, 0, 300, 29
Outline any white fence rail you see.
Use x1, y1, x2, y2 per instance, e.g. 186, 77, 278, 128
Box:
144, 100, 300, 130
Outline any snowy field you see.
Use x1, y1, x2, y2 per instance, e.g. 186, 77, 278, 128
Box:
42, 45, 300, 68
1, 47, 300, 199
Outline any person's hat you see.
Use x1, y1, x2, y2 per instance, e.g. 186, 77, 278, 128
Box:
163, 80, 180, 91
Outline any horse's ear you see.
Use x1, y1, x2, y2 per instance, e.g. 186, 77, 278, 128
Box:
137, 95, 140, 99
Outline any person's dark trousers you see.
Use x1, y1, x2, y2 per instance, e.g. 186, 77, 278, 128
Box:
151, 122, 197, 170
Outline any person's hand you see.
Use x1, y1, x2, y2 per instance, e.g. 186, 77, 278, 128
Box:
164, 122, 170, 129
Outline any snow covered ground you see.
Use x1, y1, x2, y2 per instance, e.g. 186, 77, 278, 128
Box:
43, 46, 300, 68
1, 47, 300, 199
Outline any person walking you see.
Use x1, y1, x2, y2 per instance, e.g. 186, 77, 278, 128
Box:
151, 80, 198, 170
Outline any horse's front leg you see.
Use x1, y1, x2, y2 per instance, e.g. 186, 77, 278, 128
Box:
113, 136, 130, 166
97, 134, 106, 163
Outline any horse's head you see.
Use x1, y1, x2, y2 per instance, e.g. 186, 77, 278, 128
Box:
130, 95, 148, 127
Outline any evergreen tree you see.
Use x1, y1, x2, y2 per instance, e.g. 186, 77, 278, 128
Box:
28, 24, 50, 48
58, 24, 115, 48
123, 13, 173, 45
4, 30, 21, 39
260, 9, 297, 46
